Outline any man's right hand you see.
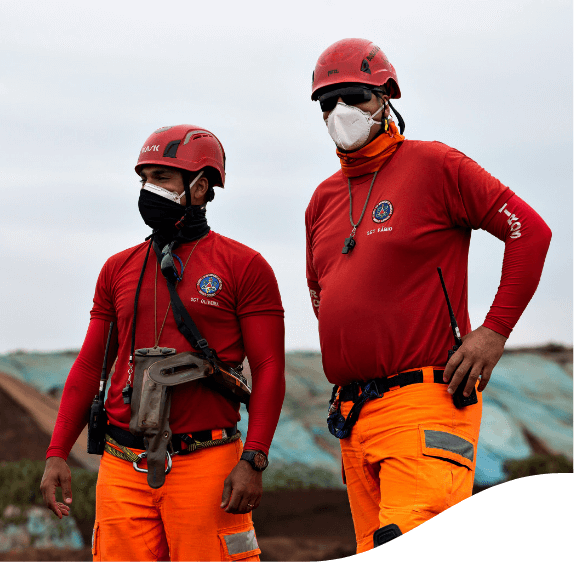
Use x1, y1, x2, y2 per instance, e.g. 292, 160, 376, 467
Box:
40, 456, 73, 519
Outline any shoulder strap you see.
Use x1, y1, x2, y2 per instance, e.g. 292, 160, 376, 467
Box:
152, 241, 215, 362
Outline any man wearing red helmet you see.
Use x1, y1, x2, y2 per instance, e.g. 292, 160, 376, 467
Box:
40, 125, 285, 560
306, 39, 551, 552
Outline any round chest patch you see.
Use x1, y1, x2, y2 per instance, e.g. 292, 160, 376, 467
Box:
372, 200, 393, 223
197, 274, 223, 297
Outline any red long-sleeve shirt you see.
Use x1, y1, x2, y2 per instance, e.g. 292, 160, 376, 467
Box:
306, 140, 551, 386
47, 231, 285, 459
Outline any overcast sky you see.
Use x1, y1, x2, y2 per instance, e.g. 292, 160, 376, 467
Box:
0, 0, 571, 353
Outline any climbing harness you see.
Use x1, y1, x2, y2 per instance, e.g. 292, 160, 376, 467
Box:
327, 369, 448, 439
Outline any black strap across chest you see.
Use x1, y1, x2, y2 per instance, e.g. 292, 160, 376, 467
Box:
151, 240, 215, 361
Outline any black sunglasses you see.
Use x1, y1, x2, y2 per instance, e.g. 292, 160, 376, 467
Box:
318, 87, 382, 112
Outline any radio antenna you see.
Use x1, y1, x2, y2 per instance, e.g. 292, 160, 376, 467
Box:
437, 267, 462, 347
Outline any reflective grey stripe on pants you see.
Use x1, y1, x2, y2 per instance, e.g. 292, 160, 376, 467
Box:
224, 529, 259, 555
424, 429, 474, 462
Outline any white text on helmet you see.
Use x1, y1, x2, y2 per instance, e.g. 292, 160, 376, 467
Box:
141, 145, 160, 154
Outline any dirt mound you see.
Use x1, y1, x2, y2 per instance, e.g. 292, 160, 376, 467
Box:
0, 387, 81, 468
0, 371, 99, 471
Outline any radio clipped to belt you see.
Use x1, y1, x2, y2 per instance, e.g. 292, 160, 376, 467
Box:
87, 321, 115, 455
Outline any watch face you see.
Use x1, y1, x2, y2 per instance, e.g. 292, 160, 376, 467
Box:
253, 452, 268, 470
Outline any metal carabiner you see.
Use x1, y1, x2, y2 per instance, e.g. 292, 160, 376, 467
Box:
132, 451, 173, 474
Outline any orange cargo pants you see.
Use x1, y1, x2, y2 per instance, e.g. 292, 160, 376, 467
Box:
92, 439, 260, 561
340, 366, 482, 553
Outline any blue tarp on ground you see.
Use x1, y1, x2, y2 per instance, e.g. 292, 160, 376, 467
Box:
475, 353, 572, 486
241, 353, 572, 486
238, 412, 340, 471
0, 351, 77, 394
1, 350, 572, 486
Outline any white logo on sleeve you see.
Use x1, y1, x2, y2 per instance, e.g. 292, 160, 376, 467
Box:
498, 202, 522, 239
309, 288, 320, 308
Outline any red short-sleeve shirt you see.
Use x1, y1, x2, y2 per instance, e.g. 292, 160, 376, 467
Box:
306, 140, 515, 386
92, 230, 284, 433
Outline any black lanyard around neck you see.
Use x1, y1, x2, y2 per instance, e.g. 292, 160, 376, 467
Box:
127, 234, 216, 366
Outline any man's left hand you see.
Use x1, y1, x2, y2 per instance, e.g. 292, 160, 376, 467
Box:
220, 456, 263, 514
443, 325, 507, 396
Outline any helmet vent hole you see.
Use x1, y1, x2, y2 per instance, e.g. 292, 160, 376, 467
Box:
360, 60, 371, 74
183, 131, 212, 144
163, 140, 181, 158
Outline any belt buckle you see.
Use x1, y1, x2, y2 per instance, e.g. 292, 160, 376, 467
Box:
362, 380, 381, 399
132, 451, 173, 474
178, 433, 194, 455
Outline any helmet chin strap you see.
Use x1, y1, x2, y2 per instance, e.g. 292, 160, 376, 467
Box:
175, 170, 205, 232
183, 170, 205, 211
388, 100, 405, 134
371, 98, 406, 142
368, 99, 390, 143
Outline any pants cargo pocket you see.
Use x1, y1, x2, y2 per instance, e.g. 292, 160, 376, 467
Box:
415, 424, 476, 515
91, 521, 100, 560
419, 424, 475, 469
218, 524, 261, 561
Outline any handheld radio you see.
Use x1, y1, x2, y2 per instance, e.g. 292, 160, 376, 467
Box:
437, 268, 478, 408
87, 321, 115, 454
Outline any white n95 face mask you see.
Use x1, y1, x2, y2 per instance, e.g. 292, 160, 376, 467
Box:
141, 182, 185, 203
140, 171, 204, 204
325, 102, 384, 151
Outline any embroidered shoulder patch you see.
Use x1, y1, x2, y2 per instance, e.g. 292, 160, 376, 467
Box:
372, 200, 393, 223
197, 274, 223, 297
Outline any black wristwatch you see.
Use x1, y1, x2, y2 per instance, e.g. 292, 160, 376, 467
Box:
240, 450, 269, 471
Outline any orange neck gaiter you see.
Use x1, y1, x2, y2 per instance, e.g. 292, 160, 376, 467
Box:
337, 121, 405, 177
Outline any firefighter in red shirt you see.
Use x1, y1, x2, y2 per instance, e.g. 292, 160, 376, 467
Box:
41, 125, 285, 561
306, 39, 551, 552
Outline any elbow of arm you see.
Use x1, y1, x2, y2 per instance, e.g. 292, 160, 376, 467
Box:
534, 222, 552, 259
533, 209, 552, 247
543, 223, 552, 247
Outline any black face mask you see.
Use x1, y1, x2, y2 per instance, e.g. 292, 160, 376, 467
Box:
138, 190, 210, 244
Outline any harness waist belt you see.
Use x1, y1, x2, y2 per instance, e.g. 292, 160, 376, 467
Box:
339, 369, 446, 402
107, 423, 238, 452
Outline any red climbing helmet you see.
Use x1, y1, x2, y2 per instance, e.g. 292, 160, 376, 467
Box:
135, 125, 226, 187
311, 38, 401, 101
